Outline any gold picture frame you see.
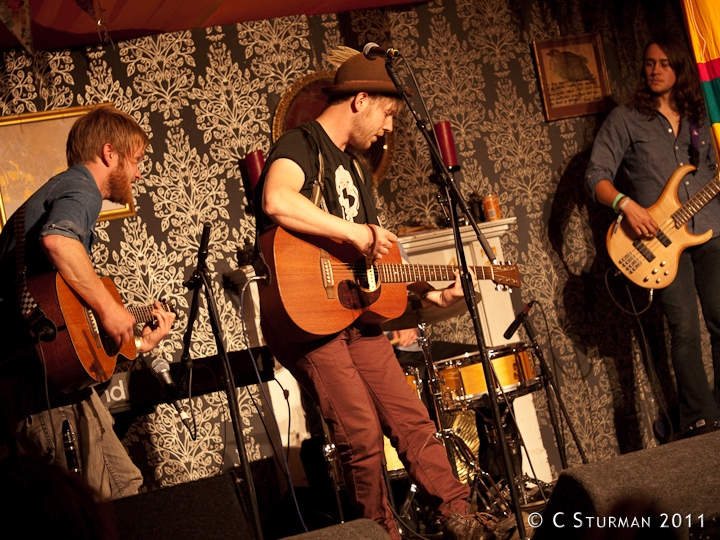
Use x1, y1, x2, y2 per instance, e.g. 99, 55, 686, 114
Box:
0, 103, 136, 228
533, 33, 613, 121
272, 70, 395, 187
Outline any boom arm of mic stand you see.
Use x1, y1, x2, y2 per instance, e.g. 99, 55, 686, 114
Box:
521, 316, 588, 466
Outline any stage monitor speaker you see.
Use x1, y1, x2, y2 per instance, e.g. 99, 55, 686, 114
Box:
533, 431, 720, 540
109, 468, 259, 540
281, 518, 391, 539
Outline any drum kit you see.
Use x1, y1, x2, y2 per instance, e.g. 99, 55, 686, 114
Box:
380, 292, 551, 530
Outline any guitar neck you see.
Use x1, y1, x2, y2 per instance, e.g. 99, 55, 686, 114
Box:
377, 263, 494, 283
673, 173, 720, 227
127, 302, 171, 324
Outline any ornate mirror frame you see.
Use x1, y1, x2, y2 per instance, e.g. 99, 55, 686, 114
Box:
272, 69, 395, 188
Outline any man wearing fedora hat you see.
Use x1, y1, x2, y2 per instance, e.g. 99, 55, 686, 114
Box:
254, 52, 501, 540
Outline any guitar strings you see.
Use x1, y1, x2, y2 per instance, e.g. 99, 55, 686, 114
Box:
635, 175, 720, 255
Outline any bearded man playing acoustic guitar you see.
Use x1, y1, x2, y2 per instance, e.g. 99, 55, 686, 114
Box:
586, 36, 720, 440
0, 106, 175, 499
254, 53, 508, 540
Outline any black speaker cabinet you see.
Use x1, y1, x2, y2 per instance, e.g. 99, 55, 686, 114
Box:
533, 431, 720, 540
281, 519, 391, 539
110, 460, 285, 540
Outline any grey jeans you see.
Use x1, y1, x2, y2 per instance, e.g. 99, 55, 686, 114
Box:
13, 389, 142, 500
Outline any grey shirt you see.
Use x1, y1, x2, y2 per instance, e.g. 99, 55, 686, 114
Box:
586, 105, 719, 236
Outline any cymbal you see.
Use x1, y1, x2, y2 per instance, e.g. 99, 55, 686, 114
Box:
381, 291, 480, 331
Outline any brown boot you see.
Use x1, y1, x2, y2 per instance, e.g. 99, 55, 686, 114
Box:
493, 512, 534, 540
442, 511, 499, 540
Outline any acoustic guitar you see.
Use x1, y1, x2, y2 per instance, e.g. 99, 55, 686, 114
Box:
258, 225, 521, 340
606, 164, 720, 289
26, 272, 173, 392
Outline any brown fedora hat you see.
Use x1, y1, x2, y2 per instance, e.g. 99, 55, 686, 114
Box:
323, 53, 400, 96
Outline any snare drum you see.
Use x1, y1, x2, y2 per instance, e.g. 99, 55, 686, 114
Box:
433, 343, 536, 410
384, 366, 424, 478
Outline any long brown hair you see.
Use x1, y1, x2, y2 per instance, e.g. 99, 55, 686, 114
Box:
628, 36, 707, 126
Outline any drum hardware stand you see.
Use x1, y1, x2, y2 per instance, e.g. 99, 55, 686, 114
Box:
384, 52, 529, 539
415, 320, 508, 516
520, 310, 588, 466
494, 407, 552, 508
320, 415, 346, 523
475, 387, 549, 510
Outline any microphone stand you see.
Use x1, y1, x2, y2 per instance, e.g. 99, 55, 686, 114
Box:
383, 57, 528, 539
181, 223, 264, 540
520, 313, 587, 467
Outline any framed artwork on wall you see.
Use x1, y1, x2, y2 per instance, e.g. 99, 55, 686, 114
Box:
533, 33, 613, 121
0, 103, 136, 228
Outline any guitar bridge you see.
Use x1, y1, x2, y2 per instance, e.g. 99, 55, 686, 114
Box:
84, 308, 103, 348
319, 249, 335, 299
619, 252, 642, 274
364, 256, 377, 291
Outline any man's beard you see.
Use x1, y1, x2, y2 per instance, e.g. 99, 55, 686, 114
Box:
106, 160, 132, 205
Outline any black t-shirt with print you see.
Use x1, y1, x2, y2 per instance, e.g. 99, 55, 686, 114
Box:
254, 121, 378, 236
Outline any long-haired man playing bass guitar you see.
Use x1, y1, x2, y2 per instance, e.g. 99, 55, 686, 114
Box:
586, 36, 720, 439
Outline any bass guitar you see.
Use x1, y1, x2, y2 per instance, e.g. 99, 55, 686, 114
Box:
258, 226, 521, 340
26, 272, 173, 392
606, 164, 720, 289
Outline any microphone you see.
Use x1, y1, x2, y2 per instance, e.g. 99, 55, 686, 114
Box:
362, 42, 400, 59
197, 222, 211, 268
151, 358, 192, 432
62, 420, 81, 476
503, 300, 536, 340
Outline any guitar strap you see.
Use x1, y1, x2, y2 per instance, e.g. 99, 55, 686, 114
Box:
300, 125, 380, 225
300, 126, 329, 211
12, 204, 57, 342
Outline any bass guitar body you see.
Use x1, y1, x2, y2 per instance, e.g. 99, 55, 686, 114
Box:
606, 164, 714, 289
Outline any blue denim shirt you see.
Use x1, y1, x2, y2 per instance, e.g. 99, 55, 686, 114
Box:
0, 164, 102, 412
0, 164, 102, 342
586, 105, 720, 236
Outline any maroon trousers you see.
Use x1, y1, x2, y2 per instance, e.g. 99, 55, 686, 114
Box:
263, 320, 470, 538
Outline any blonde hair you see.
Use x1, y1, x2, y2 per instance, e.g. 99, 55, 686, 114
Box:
66, 106, 149, 167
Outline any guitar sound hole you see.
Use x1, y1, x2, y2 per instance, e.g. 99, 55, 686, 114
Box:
338, 281, 381, 310
100, 331, 121, 357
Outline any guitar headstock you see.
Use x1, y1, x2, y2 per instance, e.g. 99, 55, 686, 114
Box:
491, 263, 521, 289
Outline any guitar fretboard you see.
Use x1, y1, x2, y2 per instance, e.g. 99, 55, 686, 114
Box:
377, 263, 495, 283
673, 173, 720, 227
127, 302, 172, 324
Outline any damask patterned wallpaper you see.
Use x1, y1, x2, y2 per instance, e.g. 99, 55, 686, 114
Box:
0, 0, 701, 492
